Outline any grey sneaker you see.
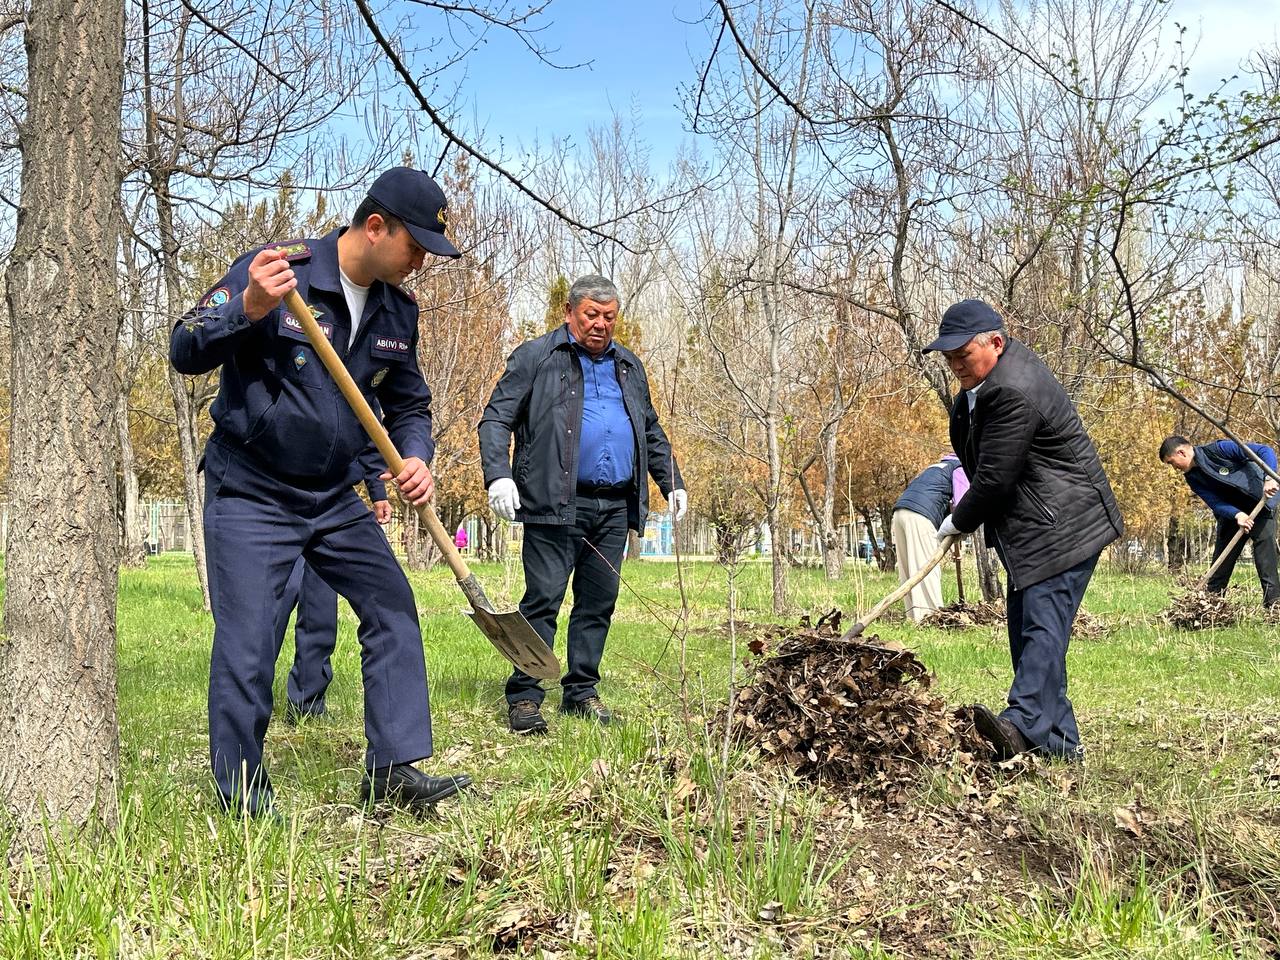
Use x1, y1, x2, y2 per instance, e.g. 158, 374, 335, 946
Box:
508, 699, 549, 735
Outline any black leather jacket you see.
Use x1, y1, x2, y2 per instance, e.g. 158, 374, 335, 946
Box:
950, 338, 1123, 590
478, 325, 682, 531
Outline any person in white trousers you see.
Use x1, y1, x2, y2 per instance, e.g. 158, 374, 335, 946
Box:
890, 454, 968, 620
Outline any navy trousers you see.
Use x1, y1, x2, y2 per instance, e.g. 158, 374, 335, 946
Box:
273, 557, 340, 715
203, 439, 432, 813
1206, 512, 1280, 607
507, 492, 630, 707
1001, 553, 1099, 761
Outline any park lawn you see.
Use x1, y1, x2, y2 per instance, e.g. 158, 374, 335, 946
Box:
2, 552, 1279, 959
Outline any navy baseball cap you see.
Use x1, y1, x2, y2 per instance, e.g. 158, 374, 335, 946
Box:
921, 299, 1004, 353
366, 167, 461, 259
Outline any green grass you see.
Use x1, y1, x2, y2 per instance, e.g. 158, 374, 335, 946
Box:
2, 552, 1280, 958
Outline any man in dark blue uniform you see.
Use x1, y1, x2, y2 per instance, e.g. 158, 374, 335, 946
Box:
479, 275, 687, 735
275, 444, 392, 721
171, 167, 472, 816
1160, 435, 1280, 607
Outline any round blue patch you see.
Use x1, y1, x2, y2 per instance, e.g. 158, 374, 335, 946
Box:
203, 287, 230, 308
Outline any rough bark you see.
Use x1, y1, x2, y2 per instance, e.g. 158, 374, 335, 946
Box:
0, 0, 125, 839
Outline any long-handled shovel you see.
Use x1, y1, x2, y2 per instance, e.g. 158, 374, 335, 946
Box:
281, 288, 560, 680
840, 535, 960, 640
1199, 496, 1267, 589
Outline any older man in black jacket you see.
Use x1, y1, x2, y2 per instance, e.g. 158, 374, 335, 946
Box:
926, 300, 1123, 761
479, 275, 686, 735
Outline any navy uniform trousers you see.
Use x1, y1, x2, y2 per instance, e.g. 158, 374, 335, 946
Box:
1206, 512, 1280, 606
273, 557, 340, 715
204, 439, 432, 813
1001, 552, 1098, 761
507, 491, 630, 707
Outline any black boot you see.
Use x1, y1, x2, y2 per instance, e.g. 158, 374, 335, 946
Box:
970, 704, 1031, 761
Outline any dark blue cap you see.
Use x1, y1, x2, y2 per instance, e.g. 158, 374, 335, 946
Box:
366, 167, 461, 259
921, 299, 1003, 353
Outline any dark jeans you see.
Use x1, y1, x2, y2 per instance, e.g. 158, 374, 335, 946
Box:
1002, 553, 1098, 761
507, 492, 630, 707
1206, 512, 1280, 607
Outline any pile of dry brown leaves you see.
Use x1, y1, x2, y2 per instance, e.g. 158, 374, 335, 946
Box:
1070, 609, 1109, 641
1164, 586, 1238, 630
728, 611, 991, 798
920, 600, 1005, 629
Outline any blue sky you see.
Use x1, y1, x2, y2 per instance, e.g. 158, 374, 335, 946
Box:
418, 0, 714, 166
405, 0, 1280, 169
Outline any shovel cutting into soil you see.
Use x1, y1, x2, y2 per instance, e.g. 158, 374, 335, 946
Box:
281, 288, 560, 680
841, 535, 961, 640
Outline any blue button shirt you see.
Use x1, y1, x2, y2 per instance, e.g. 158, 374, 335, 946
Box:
568, 331, 635, 488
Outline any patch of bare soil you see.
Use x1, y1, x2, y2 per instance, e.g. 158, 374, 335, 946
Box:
814, 785, 1061, 957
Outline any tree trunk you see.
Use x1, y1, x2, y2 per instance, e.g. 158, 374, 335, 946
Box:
973, 525, 1003, 601
168, 368, 210, 608
1166, 515, 1186, 573
117, 391, 146, 567
0, 0, 125, 840
859, 507, 887, 570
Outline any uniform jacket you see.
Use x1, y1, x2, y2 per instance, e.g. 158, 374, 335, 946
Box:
478, 325, 682, 531
1186, 440, 1279, 521
949, 338, 1123, 590
357, 443, 388, 503
170, 228, 433, 489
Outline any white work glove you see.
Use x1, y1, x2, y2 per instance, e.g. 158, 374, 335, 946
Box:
488, 478, 521, 521
936, 514, 961, 541
669, 488, 688, 522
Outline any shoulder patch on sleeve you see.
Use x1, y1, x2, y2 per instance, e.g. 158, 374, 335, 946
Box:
199, 286, 231, 309
272, 240, 312, 263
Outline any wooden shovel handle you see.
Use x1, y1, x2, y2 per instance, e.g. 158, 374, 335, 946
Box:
280, 287, 471, 582
840, 535, 959, 640
1200, 496, 1268, 588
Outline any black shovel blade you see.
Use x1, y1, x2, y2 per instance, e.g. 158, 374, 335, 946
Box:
458, 574, 561, 680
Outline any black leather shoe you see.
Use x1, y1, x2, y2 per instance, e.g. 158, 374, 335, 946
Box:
561, 695, 613, 725
971, 704, 1031, 761
508, 699, 549, 735
360, 764, 473, 808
